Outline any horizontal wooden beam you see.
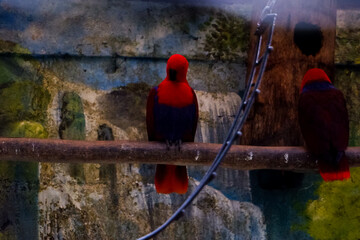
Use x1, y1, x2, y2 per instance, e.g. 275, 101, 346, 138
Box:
0, 138, 359, 171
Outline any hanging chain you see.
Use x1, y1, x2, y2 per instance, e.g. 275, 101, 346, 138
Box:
138, 1, 277, 239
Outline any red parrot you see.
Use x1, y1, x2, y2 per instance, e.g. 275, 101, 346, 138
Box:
298, 68, 350, 181
146, 54, 198, 194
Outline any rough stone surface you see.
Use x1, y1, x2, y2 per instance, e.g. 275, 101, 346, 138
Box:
59, 92, 86, 141
0, 0, 251, 58
0, 79, 50, 130
38, 56, 247, 92
4, 10, 261, 236
38, 163, 265, 240
0, 124, 46, 239
336, 10, 360, 64
38, 76, 260, 238
335, 68, 360, 146
3, 121, 48, 139
0, 0, 250, 92
0, 47, 49, 239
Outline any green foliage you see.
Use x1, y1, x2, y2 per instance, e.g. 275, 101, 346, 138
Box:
203, 13, 250, 61
303, 168, 360, 240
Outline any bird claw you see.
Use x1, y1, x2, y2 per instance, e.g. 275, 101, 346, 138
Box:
174, 140, 182, 151
165, 140, 182, 151
166, 140, 172, 150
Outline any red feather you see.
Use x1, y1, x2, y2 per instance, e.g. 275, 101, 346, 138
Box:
146, 54, 198, 194
300, 68, 331, 92
299, 68, 350, 181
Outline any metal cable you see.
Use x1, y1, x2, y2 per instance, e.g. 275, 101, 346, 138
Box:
138, 1, 277, 239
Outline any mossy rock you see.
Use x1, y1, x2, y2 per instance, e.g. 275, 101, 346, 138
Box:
59, 92, 86, 141
0, 56, 42, 87
202, 13, 250, 61
302, 168, 360, 240
335, 20, 360, 64
0, 41, 48, 239
0, 39, 31, 54
2, 121, 48, 139
59, 92, 86, 183
0, 40, 41, 87
0, 58, 22, 86
0, 120, 47, 180
0, 80, 51, 127
0, 119, 42, 240
335, 68, 360, 146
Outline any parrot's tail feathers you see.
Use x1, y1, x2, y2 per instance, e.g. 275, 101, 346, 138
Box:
319, 155, 350, 181
155, 164, 188, 194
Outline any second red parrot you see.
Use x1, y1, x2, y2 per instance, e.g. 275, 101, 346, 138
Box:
298, 68, 350, 181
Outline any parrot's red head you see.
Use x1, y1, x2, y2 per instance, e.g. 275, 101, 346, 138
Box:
166, 54, 189, 83
300, 68, 332, 92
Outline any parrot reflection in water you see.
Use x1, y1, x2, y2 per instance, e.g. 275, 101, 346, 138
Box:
298, 68, 350, 181
146, 54, 198, 194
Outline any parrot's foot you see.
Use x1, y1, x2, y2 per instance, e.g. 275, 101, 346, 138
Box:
174, 139, 182, 151
166, 140, 171, 150
165, 140, 182, 151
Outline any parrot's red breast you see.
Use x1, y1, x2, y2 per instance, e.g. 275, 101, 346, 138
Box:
146, 54, 198, 194
298, 68, 350, 181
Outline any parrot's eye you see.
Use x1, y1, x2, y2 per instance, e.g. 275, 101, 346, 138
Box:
169, 69, 177, 81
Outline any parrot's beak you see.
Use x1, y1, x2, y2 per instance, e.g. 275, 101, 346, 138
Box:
169, 69, 177, 81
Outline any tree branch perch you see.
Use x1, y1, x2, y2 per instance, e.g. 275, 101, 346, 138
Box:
0, 138, 359, 171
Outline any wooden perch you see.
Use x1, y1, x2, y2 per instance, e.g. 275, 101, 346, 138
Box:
0, 138, 359, 171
